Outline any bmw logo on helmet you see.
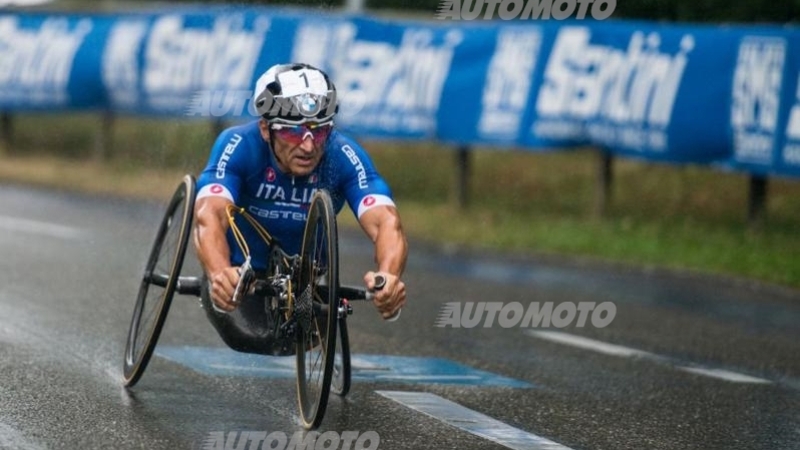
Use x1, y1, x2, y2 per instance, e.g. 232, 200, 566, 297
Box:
294, 93, 323, 118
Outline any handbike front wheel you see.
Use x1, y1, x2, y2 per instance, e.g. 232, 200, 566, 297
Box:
331, 316, 351, 397
296, 189, 339, 429
123, 175, 196, 387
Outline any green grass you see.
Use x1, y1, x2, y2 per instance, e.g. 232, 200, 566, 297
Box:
3, 113, 799, 288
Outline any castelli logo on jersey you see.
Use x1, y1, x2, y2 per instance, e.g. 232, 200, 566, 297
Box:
362, 196, 376, 207
266, 167, 276, 182
210, 184, 224, 194
309, 174, 318, 184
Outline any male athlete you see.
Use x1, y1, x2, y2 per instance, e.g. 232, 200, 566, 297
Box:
192, 63, 407, 354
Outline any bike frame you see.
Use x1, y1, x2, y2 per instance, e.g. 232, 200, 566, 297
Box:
124, 178, 370, 430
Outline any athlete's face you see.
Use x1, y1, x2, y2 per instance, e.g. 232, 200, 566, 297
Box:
259, 119, 330, 177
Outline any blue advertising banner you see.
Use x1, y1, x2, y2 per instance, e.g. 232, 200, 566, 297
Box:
0, 13, 106, 111
289, 15, 474, 140
102, 10, 277, 117
0, 9, 799, 177
726, 29, 800, 177
519, 22, 734, 163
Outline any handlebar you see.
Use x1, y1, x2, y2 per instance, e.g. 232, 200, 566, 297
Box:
364, 273, 386, 302
365, 274, 401, 322
210, 256, 254, 314
231, 256, 254, 306
211, 265, 400, 321
338, 274, 385, 302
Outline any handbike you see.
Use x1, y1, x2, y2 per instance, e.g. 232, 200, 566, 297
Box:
122, 174, 375, 429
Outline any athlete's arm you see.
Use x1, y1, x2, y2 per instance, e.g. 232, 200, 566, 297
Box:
193, 195, 240, 312
358, 205, 408, 320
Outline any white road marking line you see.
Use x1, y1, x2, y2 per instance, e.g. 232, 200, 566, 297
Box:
0, 422, 46, 450
677, 367, 772, 384
209, 363, 294, 373
526, 330, 654, 359
374, 374, 482, 381
526, 330, 772, 385
0, 215, 85, 240
377, 391, 574, 450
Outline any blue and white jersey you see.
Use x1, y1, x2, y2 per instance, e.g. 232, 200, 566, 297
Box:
196, 120, 394, 270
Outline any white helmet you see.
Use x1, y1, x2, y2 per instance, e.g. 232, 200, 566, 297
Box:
252, 63, 338, 125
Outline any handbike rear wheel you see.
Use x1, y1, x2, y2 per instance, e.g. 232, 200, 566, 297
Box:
296, 189, 339, 429
123, 175, 196, 387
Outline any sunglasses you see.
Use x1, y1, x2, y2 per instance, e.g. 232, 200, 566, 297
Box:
271, 122, 333, 145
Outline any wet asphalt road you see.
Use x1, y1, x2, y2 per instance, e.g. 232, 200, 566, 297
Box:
0, 183, 798, 450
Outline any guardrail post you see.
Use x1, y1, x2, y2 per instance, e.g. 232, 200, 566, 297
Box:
747, 174, 768, 227
94, 111, 115, 161
594, 148, 614, 217
454, 145, 471, 210
0, 112, 12, 154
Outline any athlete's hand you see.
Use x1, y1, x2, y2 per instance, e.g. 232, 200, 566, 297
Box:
365, 271, 406, 320
209, 266, 240, 312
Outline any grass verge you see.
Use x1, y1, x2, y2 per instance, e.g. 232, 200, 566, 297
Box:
1, 113, 799, 289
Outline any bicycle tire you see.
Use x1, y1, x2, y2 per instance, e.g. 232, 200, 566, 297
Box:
123, 175, 196, 387
331, 316, 351, 397
295, 189, 339, 429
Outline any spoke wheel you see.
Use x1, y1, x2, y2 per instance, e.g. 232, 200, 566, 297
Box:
331, 317, 351, 397
123, 175, 195, 387
296, 189, 339, 429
